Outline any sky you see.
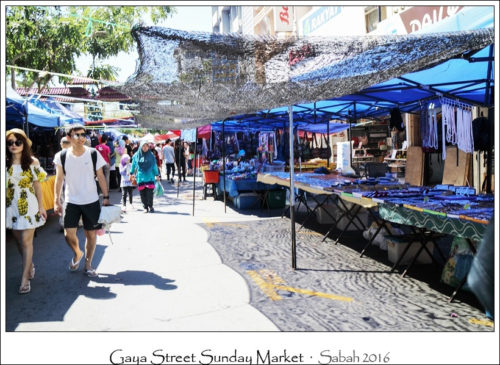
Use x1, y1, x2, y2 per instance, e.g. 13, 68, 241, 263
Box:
75, 5, 213, 82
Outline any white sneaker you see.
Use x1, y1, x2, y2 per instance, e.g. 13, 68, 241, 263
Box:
121, 205, 127, 213
129, 204, 135, 210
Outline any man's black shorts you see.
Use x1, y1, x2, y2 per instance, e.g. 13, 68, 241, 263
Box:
64, 200, 101, 230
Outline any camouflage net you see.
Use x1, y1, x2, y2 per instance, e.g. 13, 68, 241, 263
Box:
117, 26, 494, 129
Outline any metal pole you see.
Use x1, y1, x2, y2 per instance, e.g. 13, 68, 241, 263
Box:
350, 102, 357, 169
222, 120, 227, 213
297, 128, 302, 172
289, 105, 296, 270
177, 139, 181, 198
486, 107, 493, 193
23, 100, 29, 137
192, 128, 198, 216
326, 120, 330, 168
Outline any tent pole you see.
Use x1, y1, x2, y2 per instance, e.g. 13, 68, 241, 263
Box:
297, 128, 302, 173
484, 45, 494, 194
177, 139, 181, 198
289, 105, 297, 270
222, 120, 227, 214
192, 128, 198, 216
326, 119, 330, 168
350, 102, 357, 170
23, 100, 29, 138
486, 107, 493, 193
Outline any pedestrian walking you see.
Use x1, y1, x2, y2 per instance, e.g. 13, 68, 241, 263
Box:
6, 128, 48, 294
130, 140, 160, 213
115, 138, 126, 189
106, 136, 118, 190
162, 139, 176, 183
53, 136, 71, 232
96, 134, 111, 189
53, 124, 110, 278
123, 135, 133, 158
119, 154, 135, 212
185, 141, 193, 176
174, 139, 186, 182
152, 147, 162, 179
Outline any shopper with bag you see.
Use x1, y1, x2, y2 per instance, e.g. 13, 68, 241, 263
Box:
130, 140, 160, 213
53, 124, 110, 278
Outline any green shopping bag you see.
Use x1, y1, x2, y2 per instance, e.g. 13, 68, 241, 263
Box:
154, 181, 164, 197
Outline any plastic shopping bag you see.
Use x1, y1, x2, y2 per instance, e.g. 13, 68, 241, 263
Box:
154, 181, 164, 197
97, 205, 122, 244
98, 205, 122, 226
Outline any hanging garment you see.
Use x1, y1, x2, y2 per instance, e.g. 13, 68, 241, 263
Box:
441, 103, 457, 160
457, 107, 474, 153
423, 107, 438, 150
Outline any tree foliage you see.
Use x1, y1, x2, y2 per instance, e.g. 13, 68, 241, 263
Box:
86, 64, 120, 82
6, 5, 175, 89
6, 6, 85, 90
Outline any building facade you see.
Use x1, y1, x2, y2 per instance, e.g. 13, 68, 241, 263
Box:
212, 5, 490, 37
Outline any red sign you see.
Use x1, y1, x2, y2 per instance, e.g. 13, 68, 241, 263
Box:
274, 6, 294, 32
279, 6, 290, 24
399, 6, 464, 33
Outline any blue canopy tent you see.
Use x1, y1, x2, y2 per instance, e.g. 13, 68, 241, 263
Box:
120, 16, 495, 269
6, 86, 68, 130
29, 95, 85, 124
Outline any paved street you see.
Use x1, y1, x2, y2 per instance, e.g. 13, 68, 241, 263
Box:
6, 176, 493, 332
5, 177, 278, 331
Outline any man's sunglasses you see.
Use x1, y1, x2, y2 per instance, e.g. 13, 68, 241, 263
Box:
72, 133, 87, 139
7, 140, 23, 147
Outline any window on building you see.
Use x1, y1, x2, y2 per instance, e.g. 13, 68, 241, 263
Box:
365, 6, 387, 33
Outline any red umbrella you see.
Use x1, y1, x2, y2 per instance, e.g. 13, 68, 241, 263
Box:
154, 131, 180, 143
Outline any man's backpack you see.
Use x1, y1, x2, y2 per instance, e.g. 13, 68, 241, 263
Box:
60, 148, 98, 177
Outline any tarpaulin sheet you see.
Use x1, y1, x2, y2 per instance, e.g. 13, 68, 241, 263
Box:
118, 26, 494, 129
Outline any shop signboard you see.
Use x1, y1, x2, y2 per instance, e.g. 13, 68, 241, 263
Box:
302, 6, 342, 36
273, 6, 294, 32
373, 5, 466, 34
399, 5, 464, 33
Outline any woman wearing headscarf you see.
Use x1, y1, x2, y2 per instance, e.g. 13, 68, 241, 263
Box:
130, 140, 160, 213
6, 128, 48, 294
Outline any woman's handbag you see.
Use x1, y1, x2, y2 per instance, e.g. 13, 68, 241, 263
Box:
311, 133, 332, 160
301, 131, 312, 161
130, 174, 137, 186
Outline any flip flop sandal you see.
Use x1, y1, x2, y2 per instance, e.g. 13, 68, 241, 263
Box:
84, 268, 98, 278
18, 282, 31, 294
69, 252, 84, 272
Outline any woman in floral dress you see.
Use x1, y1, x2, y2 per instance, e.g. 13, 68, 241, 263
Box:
6, 128, 47, 294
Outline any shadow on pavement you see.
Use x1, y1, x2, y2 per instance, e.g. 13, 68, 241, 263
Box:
94, 270, 177, 290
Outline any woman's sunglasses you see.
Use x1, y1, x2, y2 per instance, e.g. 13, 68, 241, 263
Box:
7, 140, 23, 147
72, 133, 87, 139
